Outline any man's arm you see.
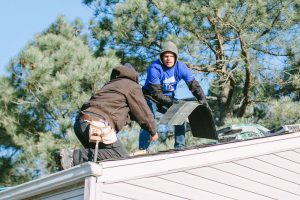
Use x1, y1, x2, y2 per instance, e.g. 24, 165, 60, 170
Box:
127, 86, 158, 138
148, 84, 173, 107
187, 79, 208, 106
179, 62, 208, 106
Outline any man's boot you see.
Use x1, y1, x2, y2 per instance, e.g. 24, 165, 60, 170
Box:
54, 148, 74, 170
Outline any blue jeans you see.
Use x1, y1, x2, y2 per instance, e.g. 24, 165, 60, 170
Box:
139, 99, 186, 150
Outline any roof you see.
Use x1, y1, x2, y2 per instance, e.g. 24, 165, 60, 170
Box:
1, 132, 300, 199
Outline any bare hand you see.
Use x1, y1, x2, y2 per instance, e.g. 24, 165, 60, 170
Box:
150, 133, 159, 142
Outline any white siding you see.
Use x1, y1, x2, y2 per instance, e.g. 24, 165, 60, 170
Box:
212, 162, 300, 195
294, 148, 300, 154
103, 182, 185, 200
187, 166, 300, 200
102, 193, 133, 200
0, 163, 102, 200
160, 172, 271, 200
97, 132, 300, 183
3, 132, 300, 200
102, 147, 300, 199
257, 154, 300, 173
25, 184, 84, 200
236, 158, 300, 184
276, 150, 300, 163
126, 177, 233, 200
41, 187, 84, 200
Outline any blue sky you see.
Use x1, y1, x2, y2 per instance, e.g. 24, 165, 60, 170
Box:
0, 0, 93, 76
0, 1, 200, 98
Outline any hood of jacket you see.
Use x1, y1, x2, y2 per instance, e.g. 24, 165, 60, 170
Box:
110, 65, 139, 83
159, 41, 179, 66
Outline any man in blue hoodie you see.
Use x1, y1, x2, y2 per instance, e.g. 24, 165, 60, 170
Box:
139, 41, 209, 151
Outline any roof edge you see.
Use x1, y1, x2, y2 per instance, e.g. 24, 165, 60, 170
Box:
2, 132, 300, 199
0, 162, 102, 200
98, 132, 300, 182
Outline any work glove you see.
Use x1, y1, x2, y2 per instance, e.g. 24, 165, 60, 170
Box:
198, 98, 212, 112
198, 98, 208, 107
157, 105, 168, 114
187, 79, 210, 108
172, 99, 181, 104
157, 99, 182, 114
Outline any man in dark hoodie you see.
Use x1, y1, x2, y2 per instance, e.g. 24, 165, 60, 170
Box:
59, 64, 159, 169
138, 41, 209, 151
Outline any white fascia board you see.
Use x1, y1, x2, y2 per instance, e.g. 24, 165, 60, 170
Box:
0, 162, 102, 200
1, 132, 300, 199
98, 132, 300, 183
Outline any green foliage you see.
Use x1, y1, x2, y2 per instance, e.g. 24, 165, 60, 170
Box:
85, 0, 300, 124
278, 36, 300, 100
223, 97, 300, 130
257, 97, 300, 129
0, 16, 119, 185
1, 0, 300, 185
117, 123, 141, 153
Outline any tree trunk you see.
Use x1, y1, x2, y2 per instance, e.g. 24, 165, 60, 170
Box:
218, 78, 235, 125
207, 13, 235, 125
237, 32, 251, 117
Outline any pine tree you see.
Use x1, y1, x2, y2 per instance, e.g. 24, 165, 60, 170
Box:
84, 0, 300, 125
0, 16, 120, 185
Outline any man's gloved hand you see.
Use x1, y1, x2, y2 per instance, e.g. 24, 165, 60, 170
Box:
172, 99, 181, 104
198, 98, 212, 112
157, 99, 184, 113
157, 105, 168, 114
198, 98, 208, 107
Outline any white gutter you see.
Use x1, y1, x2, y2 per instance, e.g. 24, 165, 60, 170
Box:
0, 162, 102, 200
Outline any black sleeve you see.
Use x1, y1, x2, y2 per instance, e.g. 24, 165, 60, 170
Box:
149, 84, 173, 107
187, 79, 208, 105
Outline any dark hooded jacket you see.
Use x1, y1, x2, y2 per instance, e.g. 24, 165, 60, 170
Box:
80, 65, 156, 136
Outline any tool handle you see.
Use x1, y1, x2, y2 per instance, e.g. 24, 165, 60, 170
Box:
94, 140, 99, 163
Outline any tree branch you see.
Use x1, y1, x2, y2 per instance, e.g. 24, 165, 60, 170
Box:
252, 46, 289, 57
